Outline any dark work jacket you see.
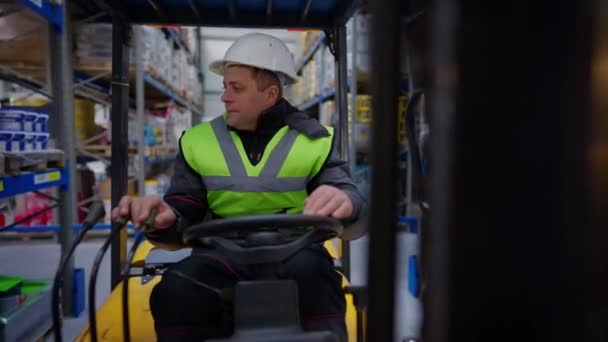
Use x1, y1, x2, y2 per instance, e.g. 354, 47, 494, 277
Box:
146, 98, 366, 246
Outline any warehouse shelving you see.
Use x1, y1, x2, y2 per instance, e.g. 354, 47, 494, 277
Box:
0, 1, 73, 340
0, 1, 203, 328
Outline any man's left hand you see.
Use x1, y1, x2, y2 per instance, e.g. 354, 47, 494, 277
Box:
303, 185, 353, 219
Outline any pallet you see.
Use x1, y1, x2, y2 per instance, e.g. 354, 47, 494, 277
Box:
1, 150, 66, 176
80, 144, 138, 157
145, 145, 178, 157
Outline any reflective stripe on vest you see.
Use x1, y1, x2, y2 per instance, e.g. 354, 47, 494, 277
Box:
181, 114, 334, 217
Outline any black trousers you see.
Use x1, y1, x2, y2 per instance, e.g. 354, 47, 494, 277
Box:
149, 244, 347, 341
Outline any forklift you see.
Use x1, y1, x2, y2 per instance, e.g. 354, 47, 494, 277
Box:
52, 0, 608, 340
50, 1, 403, 341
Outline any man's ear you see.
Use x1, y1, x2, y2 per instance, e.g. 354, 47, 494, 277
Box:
265, 85, 280, 104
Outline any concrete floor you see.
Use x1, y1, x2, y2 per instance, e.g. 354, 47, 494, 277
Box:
0, 236, 126, 341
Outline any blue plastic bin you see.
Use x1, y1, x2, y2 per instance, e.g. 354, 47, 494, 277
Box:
35, 133, 49, 151
34, 113, 49, 133
22, 111, 37, 132
0, 131, 12, 152
24, 133, 37, 152
0, 131, 26, 152
0, 109, 24, 131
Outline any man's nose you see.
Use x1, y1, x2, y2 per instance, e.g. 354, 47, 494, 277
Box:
221, 90, 231, 103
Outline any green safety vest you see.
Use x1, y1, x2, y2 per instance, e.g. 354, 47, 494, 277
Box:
181, 114, 334, 218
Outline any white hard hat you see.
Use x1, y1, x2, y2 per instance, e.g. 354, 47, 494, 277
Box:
209, 33, 298, 87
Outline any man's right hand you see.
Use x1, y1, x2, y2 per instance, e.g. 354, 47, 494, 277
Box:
111, 194, 176, 230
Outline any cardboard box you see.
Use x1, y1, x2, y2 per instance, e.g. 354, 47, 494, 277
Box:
98, 177, 138, 200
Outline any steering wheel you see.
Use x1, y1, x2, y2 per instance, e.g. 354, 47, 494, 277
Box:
182, 214, 343, 265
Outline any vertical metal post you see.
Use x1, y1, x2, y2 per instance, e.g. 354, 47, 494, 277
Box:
335, 25, 349, 162
48, 0, 77, 316
349, 15, 358, 173
424, 0, 607, 341
404, 51, 414, 208
134, 26, 146, 196
367, 0, 400, 340
0, 81, 7, 100
588, 2, 608, 340
195, 27, 204, 125
423, 0, 456, 340
334, 24, 351, 279
110, 17, 130, 289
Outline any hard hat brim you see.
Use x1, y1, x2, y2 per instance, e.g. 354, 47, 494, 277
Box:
208, 59, 297, 86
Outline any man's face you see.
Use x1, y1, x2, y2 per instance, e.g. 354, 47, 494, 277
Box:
221, 65, 272, 130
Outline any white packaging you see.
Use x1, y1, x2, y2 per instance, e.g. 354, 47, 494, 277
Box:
314, 47, 325, 95
347, 51, 370, 74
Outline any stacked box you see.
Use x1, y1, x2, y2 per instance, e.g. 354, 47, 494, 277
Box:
138, 26, 166, 68
187, 65, 204, 107
298, 31, 322, 57
314, 47, 325, 95
171, 48, 188, 93
346, 14, 371, 75
167, 106, 192, 148
75, 24, 114, 60
155, 36, 173, 85
302, 60, 317, 101
179, 27, 197, 54
0, 107, 50, 153
319, 100, 336, 126
322, 46, 335, 90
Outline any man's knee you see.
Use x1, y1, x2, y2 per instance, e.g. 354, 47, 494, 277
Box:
284, 245, 336, 280
150, 267, 215, 322
149, 256, 237, 324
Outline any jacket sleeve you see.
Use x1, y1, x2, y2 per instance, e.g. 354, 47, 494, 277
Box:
306, 138, 368, 225
145, 143, 210, 247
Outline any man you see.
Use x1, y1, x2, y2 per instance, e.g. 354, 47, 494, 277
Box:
112, 32, 366, 341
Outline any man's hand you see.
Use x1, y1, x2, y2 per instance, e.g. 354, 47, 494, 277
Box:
303, 185, 354, 219
111, 194, 176, 230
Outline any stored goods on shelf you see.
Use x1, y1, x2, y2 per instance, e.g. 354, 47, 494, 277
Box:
0, 106, 51, 153
0, 107, 49, 133
319, 100, 336, 126
322, 45, 335, 89
75, 99, 97, 143
75, 24, 203, 98
12, 190, 55, 226
298, 31, 323, 58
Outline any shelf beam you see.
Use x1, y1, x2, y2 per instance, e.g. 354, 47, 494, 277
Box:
0, 169, 67, 199
19, 0, 63, 32
297, 88, 335, 111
